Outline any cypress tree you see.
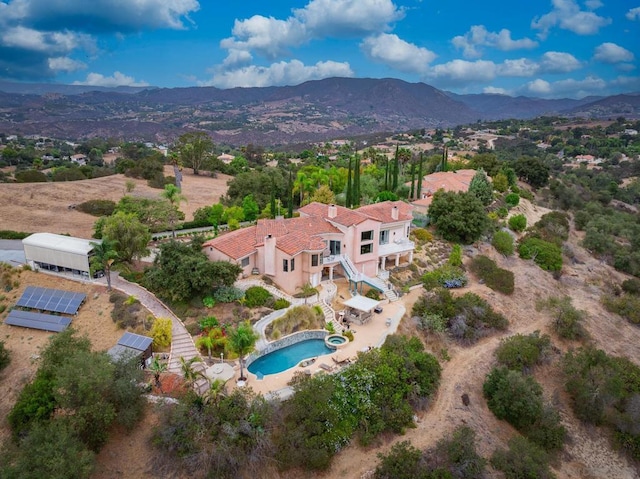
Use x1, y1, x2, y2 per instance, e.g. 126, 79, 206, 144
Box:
346, 156, 352, 208
392, 145, 399, 191
354, 153, 360, 207
410, 161, 415, 199
417, 152, 424, 199
384, 157, 389, 191
288, 167, 293, 218
270, 178, 276, 218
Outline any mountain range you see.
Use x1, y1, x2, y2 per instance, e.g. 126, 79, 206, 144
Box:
0, 78, 638, 146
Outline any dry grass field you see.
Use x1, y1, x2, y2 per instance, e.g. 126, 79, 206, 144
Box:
0, 166, 232, 238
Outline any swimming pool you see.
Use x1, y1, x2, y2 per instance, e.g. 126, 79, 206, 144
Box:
248, 339, 334, 376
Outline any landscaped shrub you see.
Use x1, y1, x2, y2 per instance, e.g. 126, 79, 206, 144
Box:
265, 305, 324, 340
0, 230, 31, 240
518, 237, 562, 271
342, 330, 354, 342
212, 286, 245, 303
109, 291, 143, 329
273, 298, 290, 310
505, 193, 520, 207
448, 244, 462, 267
602, 293, 640, 324
0, 340, 10, 371
15, 169, 47, 183
483, 366, 544, 431
76, 199, 116, 217
151, 318, 173, 349
496, 206, 509, 218
492, 230, 514, 256
374, 441, 427, 479
563, 347, 640, 460
244, 286, 271, 308
422, 265, 468, 290
495, 331, 552, 373
469, 255, 514, 294
202, 296, 215, 308
508, 214, 527, 232
411, 228, 433, 242
491, 436, 555, 479
621, 278, 640, 295
413, 289, 508, 344
536, 296, 587, 340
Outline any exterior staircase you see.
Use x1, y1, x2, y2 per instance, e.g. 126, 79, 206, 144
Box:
338, 254, 400, 302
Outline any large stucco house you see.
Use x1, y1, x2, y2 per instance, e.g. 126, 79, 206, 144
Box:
202, 201, 415, 295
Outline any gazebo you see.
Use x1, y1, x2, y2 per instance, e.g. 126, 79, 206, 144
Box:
342, 295, 381, 325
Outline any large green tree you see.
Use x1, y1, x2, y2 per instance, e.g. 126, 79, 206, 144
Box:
143, 240, 241, 302
428, 191, 489, 244
102, 211, 151, 262
175, 131, 214, 175
161, 184, 187, 237
468, 168, 494, 206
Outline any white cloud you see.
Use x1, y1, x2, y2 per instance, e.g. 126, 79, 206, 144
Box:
1, 0, 200, 31
532, 0, 611, 39
1, 26, 93, 53
483, 86, 509, 95
361, 33, 436, 74
427, 59, 496, 86
585, 0, 602, 8
47, 56, 86, 72
220, 0, 403, 64
294, 0, 404, 37
626, 7, 640, 21
203, 59, 354, 88
452, 25, 537, 58
221, 15, 306, 60
73, 71, 149, 87
539, 51, 582, 73
593, 43, 635, 64
497, 59, 538, 77
520, 75, 607, 98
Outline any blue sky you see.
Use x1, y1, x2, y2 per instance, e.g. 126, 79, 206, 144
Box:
0, 0, 638, 98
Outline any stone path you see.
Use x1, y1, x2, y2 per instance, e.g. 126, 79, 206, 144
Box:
105, 273, 202, 375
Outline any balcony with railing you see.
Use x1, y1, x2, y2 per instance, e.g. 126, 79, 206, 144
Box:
378, 238, 415, 257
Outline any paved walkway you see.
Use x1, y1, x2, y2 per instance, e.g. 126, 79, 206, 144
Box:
106, 273, 201, 374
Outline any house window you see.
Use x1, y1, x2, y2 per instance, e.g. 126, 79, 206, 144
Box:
360, 244, 373, 254
379, 230, 389, 245
291, 258, 295, 271
361, 230, 373, 241
241, 257, 250, 267
311, 254, 319, 267
283, 259, 288, 272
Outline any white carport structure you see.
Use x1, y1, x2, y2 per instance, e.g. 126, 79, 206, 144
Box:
342, 295, 381, 325
22, 233, 98, 278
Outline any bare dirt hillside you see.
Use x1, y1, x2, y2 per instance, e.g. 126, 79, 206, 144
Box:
318, 238, 640, 479
0, 166, 231, 238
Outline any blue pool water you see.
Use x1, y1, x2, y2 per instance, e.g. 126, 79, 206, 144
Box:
248, 339, 333, 376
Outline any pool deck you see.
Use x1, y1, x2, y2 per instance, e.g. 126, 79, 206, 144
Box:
230, 291, 406, 397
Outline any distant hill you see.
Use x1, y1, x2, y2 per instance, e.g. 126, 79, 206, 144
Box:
0, 77, 636, 146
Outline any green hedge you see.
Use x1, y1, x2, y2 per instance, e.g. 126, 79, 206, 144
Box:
518, 237, 562, 271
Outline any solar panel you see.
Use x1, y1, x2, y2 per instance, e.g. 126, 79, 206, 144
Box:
16, 286, 86, 315
5, 309, 72, 332
117, 332, 153, 352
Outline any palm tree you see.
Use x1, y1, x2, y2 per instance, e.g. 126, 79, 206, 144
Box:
90, 237, 118, 291
178, 356, 205, 388
228, 321, 258, 381
299, 282, 318, 305
203, 379, 227, 405
149, 356, 167, 392
161, 184, 187, 238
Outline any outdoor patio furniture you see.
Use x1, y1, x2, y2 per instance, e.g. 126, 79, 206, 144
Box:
318, 363, 334, 372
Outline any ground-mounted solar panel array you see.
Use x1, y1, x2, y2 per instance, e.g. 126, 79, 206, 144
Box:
118, 332, 153, 352
5, 310, 72, 332
16, 286, 86, 315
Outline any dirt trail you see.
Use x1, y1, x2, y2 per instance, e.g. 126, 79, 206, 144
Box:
320, 242, 640, 479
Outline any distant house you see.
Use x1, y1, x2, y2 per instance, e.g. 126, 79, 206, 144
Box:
410, 169, 477, 215
70, 154, 87, 165
203, 201, 414, 295
217, 153, 235, 164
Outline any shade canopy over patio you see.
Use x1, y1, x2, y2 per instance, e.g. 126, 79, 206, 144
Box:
205, 363, 235, 383
343, 295, 380, 312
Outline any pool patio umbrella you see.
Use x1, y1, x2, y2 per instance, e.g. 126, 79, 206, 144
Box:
205, 363, 235, 383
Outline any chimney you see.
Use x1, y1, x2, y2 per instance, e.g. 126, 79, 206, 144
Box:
328, 204, 337, 219
391, 205, 399, 220
264, 234, 276, 276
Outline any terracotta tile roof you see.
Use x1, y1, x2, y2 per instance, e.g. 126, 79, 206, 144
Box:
203, 227, 257, 260
299, 202, 370, 226
203, 216, 340, 259
357, 201, 413, 223
412, 169, 477, 196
